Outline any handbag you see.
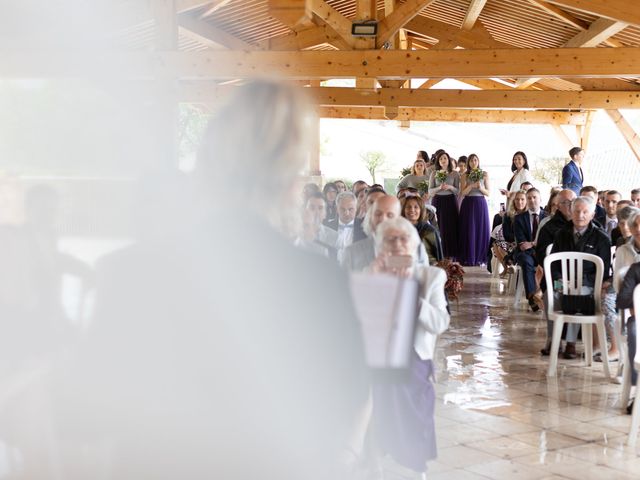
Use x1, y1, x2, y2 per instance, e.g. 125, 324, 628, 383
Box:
560, 294, 595, 315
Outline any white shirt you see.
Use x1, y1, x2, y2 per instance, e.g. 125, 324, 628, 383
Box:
336, 221, 354, 262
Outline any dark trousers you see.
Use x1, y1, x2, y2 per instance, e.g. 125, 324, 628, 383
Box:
513, 249, 537, 297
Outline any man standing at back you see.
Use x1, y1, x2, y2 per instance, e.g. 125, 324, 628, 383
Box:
562, 147, 585, 196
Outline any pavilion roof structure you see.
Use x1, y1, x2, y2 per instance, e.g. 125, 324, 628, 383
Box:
9, 0, 640, 162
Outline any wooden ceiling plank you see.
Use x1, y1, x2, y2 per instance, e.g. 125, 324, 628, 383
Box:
199, 0, 233, 19
268, 0, 312, 29
461, 0, 488, 31
546, 0, 640, 28
563, 17, 627, 48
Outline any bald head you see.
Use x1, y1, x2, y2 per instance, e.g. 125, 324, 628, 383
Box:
556, 189, 576, 220
371, 195, 401, 233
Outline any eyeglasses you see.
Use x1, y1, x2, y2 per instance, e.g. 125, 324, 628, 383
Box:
384, 235, 410, 244
559, 200, 572, 206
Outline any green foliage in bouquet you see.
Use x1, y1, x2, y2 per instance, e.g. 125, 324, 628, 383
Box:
467, 168, 484, 183
400, 166, 412, 178
435, 170, 448, 184
417, 180, 430, 195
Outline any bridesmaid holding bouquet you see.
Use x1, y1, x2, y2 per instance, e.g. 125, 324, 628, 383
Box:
459, 154, 491, 266
428, 151, 460, 260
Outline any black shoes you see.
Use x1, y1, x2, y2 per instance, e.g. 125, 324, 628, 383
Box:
562, 342, 578, 360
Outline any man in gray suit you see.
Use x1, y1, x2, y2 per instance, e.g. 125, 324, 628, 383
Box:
342, 195, 428, 271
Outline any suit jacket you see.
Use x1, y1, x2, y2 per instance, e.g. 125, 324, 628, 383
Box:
561, 160, 584, 196
341, 236, 430, 271
535, 212, 571, 266
594, 204, 606, 229
325, 217, 365, 242
514, 209, 547, 246
550, 221, 612, 285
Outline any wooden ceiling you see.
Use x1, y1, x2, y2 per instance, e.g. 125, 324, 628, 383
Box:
14, 0, 635, 158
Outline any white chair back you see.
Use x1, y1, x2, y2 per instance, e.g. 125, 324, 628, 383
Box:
545, 244, 552, 257
634, 285, 640, 368
543, 252, 604, 312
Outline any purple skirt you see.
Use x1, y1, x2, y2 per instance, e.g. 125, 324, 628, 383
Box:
458, 195, 490, 266
372, 353, 437, 472
432, 194, 459, 260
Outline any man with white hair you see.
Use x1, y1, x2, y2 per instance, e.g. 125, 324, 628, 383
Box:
546, 196, 611, 359
342, 195, 428, 271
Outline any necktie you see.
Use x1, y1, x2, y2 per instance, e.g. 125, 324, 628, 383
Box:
607, 220, 616, 234
532, 213, 539, 238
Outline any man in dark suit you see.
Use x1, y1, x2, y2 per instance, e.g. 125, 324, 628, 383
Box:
514, 188, 547, 312
562, 146, 585, 196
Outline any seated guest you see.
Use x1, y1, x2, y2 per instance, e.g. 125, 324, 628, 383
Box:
302, 182, 321, 204
616, 206, 640, 249
334, 179, 347, 193
295, 193, 338, 259
353, 181, 370, 220
492, 190, 527, 274
603, 190, 622, 239
611, 199, 633, 246
536, 189, 561, 240
341, 195, 428, 271
401, 195, 443, 265
581, 186, 606, 228
535, 189, 576, 355
513, 188, 546, 312
325, 191, 358, 262
617, 260, 640, 413
632, 188, 640, 208
322, 182, 338, 223
546, 196, 611, 359
368, 216, 449, 478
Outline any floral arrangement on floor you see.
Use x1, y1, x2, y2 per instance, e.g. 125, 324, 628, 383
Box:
435, 170, 448, 184
400, 166, 412, 177
467, 168, 484, 183
436, 258, 465, 300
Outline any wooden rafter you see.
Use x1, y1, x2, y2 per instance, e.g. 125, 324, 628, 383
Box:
552, 124, 575, 150
199, 0, 233, 19
375, 0, 437, 48
606, 109, 640, 161
308, 0, 355, 48
526, 0, 623, 47
461, 0, 488, 31
268, 0, 312, 28
256, 24, 350, 50
317, 107, 589, 124
563, 18, 627, 48
546, 0, 640, 28
177, 14, 252, 49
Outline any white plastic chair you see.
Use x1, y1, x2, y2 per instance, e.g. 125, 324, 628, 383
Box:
543, 252, 610, 379
627, 284, 640, 446
491, 254, 503, 279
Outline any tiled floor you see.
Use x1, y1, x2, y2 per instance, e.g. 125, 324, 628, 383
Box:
425, 267, 638, 479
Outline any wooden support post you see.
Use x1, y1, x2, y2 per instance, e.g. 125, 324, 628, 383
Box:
580, 110, 595, 150
309, 113, 321, 176
605, 109, 640, 162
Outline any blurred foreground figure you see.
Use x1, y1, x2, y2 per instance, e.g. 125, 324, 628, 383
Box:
5, 81, 368, 479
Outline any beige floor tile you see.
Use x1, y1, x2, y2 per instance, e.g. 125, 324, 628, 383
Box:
547, 404, 617, 421
465, 436, 540, 459
588, 414, 635, 434
464, 458, 556, 480
427, 469, 492, 480
548, 421, 625, 442
510, 430, 585, 451
509, 411, 578, 429
436, 445, 502, 468
468, 416, 541, 435
436, 423, 502, 444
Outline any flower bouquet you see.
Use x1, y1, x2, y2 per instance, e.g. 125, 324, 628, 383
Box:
400, 166, 412, 178
417, 180, 430, 196
467, 168, 484, 183
435, 170, 448, 184
435, 258, 465, 301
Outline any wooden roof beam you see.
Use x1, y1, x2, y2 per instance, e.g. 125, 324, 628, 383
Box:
256, 24, 350, 50
461, 0, 488, 31
526, 0, 622, 47
268, 0, 313, 29
305, 87, 640, 109
563, 17, 627, 48
177, 14, 253, 49
545, 0, 640, 28
308, 0, 356, 48
606, 109, 640, 162
199, 0, 233, 19
8, 48, 640, 80
376, 0, 437, 48
317, 106, 589, 124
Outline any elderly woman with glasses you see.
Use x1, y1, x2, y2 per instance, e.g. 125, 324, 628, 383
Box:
367, 216, 450, 477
